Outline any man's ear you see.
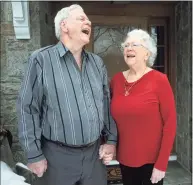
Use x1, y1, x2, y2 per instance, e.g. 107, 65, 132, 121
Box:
60, 20, 68, 33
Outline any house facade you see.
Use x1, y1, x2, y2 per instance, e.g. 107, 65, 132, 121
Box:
0, 1, 192, 173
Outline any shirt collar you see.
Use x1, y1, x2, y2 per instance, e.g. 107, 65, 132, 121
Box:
56, 41, 89, 59
56, 41, 69, 57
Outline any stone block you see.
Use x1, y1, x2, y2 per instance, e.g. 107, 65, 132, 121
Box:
181, 1, 189, 29
5, 51, 28, 77
189, 160, 192, 172
177, 152, 182, 164
27, 36, 41, 51
1, 23, 14, 36
13, 150, 27, 164
1, 82, 20, 95
175, 2, 181, 33
181, 154, 191, 172
29, 2, 40, 19
176, 135, 182, 152
1, 2, 13, 22
181, 29, 190, 53
3, 124, 19, 143
12, 142, 23, 152
6, 38, 29, 51
0, 51, 7, 72
189, 117, 192, 139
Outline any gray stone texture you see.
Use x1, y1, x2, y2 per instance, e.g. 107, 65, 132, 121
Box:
175, 1, 192, 173
0, 2, 54, 164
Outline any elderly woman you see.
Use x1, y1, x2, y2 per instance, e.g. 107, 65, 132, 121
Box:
110, 29, 176, 185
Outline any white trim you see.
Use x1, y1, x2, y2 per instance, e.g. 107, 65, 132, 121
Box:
108, 160, 119, 166
16, 162, 31, 171
11, 0, 30, 39
107, 154, 177, 166
169, 154, 177, 161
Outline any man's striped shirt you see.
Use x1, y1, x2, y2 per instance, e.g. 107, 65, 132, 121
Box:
17, 41, 117, 163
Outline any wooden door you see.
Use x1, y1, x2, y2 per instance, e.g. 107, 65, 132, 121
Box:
86, 15, 176, 156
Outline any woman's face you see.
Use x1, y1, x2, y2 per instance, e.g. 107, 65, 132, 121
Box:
123, 36, 150, 67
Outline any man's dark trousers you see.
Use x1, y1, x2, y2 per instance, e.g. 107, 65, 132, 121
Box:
34, 138, 107, 185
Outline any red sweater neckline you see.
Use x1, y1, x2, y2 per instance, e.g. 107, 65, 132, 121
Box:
121, 69, 155, 85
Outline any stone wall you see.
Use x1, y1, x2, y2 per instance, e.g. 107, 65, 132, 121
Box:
0, 1, 54, 163
175, 1, 192, 172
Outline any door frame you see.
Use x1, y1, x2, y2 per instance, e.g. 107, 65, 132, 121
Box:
85, 14, 176, 92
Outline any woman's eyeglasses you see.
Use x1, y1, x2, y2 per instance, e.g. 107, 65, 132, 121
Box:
122, 42, 146, 49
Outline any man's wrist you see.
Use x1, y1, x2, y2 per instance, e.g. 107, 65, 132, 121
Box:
27, 150, 45, 163
106, 140, 117, 146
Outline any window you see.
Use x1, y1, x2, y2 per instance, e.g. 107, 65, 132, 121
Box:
149, 19, 168, 74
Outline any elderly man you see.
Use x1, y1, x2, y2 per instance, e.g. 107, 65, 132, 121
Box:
17, 4, 117, 185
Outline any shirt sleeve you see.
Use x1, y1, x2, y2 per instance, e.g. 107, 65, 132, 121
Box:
102, 64, 117, 145
154, 74, 176, 171
16, 53, 45, 163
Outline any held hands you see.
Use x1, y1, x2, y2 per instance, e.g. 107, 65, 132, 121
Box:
99, 144, 116, 165
27, 159, 47, 177
150, 168, 165, 184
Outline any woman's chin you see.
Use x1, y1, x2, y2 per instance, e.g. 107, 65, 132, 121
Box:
125, 59, 137, 66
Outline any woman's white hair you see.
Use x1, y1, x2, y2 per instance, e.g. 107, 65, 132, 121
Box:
54, 4, 84, 40
122, 29, 157, 67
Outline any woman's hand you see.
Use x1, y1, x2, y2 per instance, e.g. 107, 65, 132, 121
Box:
150, 168, 165, 184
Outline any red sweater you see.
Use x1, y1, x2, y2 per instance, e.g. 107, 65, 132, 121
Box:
110, 70, 176, 171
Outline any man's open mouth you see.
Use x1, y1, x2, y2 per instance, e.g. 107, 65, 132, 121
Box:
82, 28, 90, 35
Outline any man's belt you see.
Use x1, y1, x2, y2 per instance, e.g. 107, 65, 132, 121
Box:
43, 136, 97, 149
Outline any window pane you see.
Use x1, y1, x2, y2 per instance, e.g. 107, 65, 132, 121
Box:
154, 47, 165, 66
94, 26, 139, 79
150, 26, 165, 45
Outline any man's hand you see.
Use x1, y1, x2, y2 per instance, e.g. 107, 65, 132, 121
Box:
150, 168, 165, 184
99, 144, 115, 165
27, 159, 47, 177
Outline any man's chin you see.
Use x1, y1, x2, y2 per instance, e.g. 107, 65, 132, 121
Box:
78, 38, 90, 48
83, 38, 90, 45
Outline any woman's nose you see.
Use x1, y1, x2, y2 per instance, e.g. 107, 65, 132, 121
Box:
125, 46, 132, 51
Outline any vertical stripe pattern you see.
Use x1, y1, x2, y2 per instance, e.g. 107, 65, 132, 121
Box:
16, 41, 117, 163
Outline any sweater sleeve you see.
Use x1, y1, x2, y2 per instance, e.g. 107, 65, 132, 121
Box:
102, 65, 117, 145
154, 74, 176, 171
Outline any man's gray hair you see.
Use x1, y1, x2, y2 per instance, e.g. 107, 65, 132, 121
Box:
122, 29, 157, 67
54, 4, 84, 40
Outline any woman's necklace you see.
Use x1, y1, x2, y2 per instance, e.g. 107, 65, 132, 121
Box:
124, 67, 147, 96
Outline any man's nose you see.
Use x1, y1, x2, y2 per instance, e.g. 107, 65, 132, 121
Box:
85, 20, 91, 26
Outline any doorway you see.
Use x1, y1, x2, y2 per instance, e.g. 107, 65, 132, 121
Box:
85, 15, 176, 156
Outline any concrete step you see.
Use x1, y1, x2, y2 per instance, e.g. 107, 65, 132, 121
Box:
107, 161, 192, 185
164, 161, 191, 185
